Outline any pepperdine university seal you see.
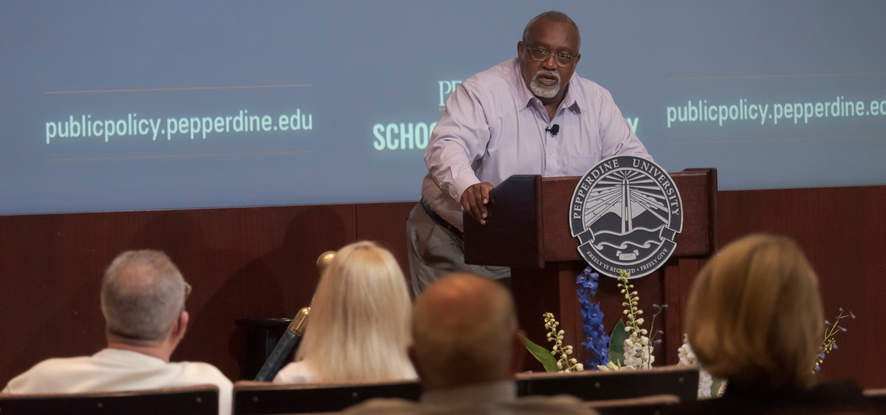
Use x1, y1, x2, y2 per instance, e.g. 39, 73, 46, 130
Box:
569, 156, 683, 279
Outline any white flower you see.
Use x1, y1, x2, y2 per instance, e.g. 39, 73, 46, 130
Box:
677, 335, 698, 366
676, 334, 724, 398
697, 368, 713, 398
597, 361, 622, 371
623, 335, 655, 369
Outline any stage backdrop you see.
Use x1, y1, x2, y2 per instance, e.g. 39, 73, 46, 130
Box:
2, 1, 885, 215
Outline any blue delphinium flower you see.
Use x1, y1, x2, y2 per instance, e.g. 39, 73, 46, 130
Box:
576, 266, 609, 368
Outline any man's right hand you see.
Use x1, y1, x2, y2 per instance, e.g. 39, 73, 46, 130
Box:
460, 182, 494, 225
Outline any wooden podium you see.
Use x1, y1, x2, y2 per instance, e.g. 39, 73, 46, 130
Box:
464, 169, 718, 368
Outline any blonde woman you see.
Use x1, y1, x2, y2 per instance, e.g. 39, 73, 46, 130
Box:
274, 241, 416, 383
681, 233, 870, 413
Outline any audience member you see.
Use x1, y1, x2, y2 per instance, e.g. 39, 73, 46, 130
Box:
3, 250, 232, 415
274, 241, 416, 383
343, 272, 596, 414
680, 233, 872, 414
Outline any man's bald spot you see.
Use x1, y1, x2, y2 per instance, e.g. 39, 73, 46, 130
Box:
115, 263, 160, 290
414, 273, 514, 332
102, 250, 185, 341
522, 11, 581, 51
411, 273, 518, 387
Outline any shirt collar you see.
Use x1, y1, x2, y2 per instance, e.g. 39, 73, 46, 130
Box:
95, 348, 167, 366
420, 380, 517, 405
561, 75, 582, 114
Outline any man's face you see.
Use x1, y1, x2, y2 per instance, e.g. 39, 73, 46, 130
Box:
517, 20, 581, 104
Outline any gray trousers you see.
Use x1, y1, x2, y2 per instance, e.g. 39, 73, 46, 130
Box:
405, 203, 510, 296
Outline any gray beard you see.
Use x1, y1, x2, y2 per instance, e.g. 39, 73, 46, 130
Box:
529, 71, 560, 99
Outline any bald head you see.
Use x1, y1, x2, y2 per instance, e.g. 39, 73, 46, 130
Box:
101, 250, 188, 341
522, 11, 581, 51
411, 273, 520, 389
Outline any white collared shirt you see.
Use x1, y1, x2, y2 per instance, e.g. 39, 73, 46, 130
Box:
3, 348, 232, 415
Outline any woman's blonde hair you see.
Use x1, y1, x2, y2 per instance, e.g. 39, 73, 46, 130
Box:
685, 233, 824, 388
295, 241, 415, 382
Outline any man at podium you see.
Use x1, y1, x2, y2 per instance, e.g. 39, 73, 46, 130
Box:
407, 11, 652, 295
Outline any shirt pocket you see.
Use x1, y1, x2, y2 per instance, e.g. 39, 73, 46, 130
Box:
561, 129, 602, 176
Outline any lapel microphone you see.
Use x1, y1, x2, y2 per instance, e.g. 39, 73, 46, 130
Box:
545, 124, 560, 136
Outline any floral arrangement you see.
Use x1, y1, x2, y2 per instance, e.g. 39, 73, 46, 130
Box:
593, 269, 665, 371
544, 312, 584, 372
614, 269, 665, 370
526, 265, 856, 399
677, 334, 724, 398
522, 312, 582, 372
815, 307, 855, 372
576, 267, 609, 368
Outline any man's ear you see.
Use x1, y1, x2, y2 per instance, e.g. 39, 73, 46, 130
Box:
517, 41, 524, 58
511, 330, 527, 373
172, 310, 189, 341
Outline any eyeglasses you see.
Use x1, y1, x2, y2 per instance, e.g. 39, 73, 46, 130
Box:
524, 45, 578, 66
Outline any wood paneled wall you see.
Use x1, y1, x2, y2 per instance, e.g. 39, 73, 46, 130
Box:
717, 186, 886, 388
0, 202, 415, 385
0, 185, 883, 388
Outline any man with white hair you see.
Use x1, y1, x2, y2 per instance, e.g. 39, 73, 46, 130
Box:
3, 250, 232, 415
344, 273, 596, 414
407, 10, 652, 295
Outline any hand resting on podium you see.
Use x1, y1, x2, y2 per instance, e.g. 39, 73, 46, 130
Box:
460, 181, 495, 225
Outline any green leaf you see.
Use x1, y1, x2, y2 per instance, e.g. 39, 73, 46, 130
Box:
608, 319, 627, 366
711, 378, 725, 397
522, 336, 560, 372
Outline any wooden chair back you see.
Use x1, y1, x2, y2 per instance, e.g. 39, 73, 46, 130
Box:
0, 384, 218, 415
233, 380, 420, 414
516, 366, 698, 403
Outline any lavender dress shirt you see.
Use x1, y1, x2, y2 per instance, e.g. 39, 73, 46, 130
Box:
423, 58, 652, 231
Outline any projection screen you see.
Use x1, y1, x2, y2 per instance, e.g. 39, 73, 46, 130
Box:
1, 1, 884, 214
